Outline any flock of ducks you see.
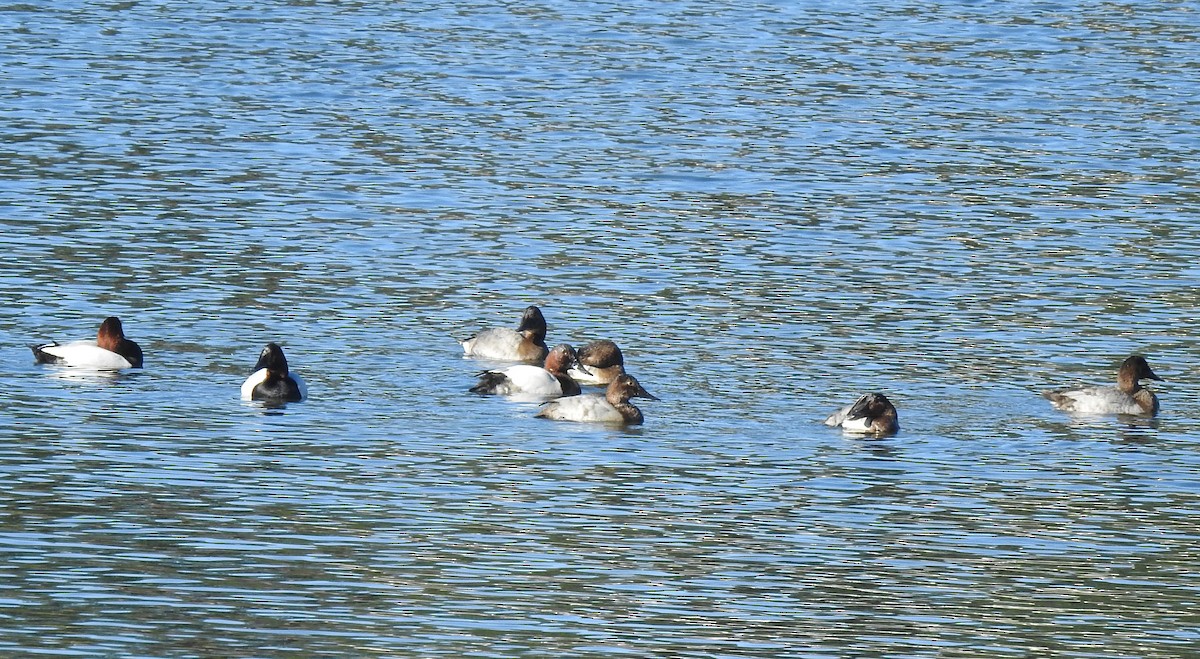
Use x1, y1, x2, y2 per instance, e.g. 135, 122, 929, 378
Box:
459, 306, 659, 425
29, 311, 1167, 434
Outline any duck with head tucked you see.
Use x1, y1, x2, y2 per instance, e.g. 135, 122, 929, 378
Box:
470, 343, 587, 398
535, 374, 658, 425
566, 339, 626, 386
31, 316, 143, 370
824, 392, 899, 437
1043, 355, 1162, 416
459, 305, 549, 363
241, 343, 307, 402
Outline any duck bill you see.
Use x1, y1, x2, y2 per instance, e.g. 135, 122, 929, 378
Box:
637, 387, 660, 401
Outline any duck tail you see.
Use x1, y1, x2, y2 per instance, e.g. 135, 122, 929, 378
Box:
1041, 390, 1071, 409
30, 342, 60, 364
533, 401, 555, 419
470, 371, 508, 394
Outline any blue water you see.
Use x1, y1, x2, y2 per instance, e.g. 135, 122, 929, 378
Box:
2, 1, 1199, 656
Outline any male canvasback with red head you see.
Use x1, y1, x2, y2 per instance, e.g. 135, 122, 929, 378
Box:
1043, 355, 1161, 416
31, 316, 143, 370
567, 339, 626, 386
824, 392, 899, 436
459, 305, 549, 363
241, 343, 307, 402
470, 343, 587, 398
535, 374, 658, 425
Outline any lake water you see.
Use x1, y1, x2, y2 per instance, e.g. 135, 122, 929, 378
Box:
2, 0, 1199, 656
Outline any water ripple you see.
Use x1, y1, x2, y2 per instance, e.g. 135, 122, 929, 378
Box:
2, 0, 1199, 656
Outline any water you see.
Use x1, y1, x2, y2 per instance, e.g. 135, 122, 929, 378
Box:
2, 0, 1199, 656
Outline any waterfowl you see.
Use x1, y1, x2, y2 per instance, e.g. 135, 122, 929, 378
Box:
459, 305, 549, 362
470, 343, 587, 398
1043, 355, 1161, 416
241, 343, 307, 402
567, 339, 626, 386
31, 316, 143, 369
824, 392, 899, 436
535, 374, 658, 425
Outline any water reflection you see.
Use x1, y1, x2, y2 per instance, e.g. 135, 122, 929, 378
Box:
34, 366, 129, 385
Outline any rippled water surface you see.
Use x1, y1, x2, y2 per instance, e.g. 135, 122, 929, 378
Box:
3, 1, 1200, 656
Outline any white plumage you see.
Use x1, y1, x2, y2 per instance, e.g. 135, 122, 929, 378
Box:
241, 368, 307, 401
459, 305, 549, 362
34, 341, 135, 370
476, 364, 563, 397
461, 329, 527, 359
536, 374, 657, 425
1043, 355, 1161, 416
1045, 385, 1148, 415
536, 392, 627, 423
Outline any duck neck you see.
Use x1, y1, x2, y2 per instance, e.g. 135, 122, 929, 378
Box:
525, 329, 547, 347
1116, 369, 1141, 394
555, 374, 581, 397
612, 401, 644, 424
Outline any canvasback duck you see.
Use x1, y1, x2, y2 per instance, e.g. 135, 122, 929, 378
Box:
31, 316, 143, 370
459, 305, 549, 363
824, 392, 899, 436
1043, 355, 1161, 416
470, 343, 587, 398
241, 343, 307, 402
566, 339, 626, 386
535, 374, 658, 425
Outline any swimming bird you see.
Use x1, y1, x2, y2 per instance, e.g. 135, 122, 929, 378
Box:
824, 392, 899, 436
535, 374, 658, 425
566, 339, 626, 386
1042, 355, 1161, 415
31, 316, 143, 369
241, 343, 307, 402
470, 343, 587, 398
459, 305, 549, 362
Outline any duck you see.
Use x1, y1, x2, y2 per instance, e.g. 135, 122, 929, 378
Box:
824, 392, 899, 436
459, 305, 549, 363
31, 316, 144, 370
535, 374, 658, 425
566, 339, 626, 386
470, 343, 588, 398
241, 343, 307, 402
1043, 355, 1161, 415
